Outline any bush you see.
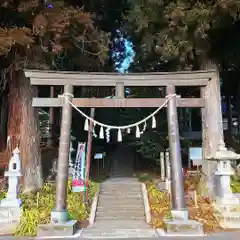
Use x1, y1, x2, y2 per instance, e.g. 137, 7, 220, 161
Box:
147, 183, 171, 228
231, 179, 240, 193
138, 173, 154, 183
13, 179, 98, 236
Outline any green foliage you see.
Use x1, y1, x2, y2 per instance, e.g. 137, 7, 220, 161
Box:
231, 179, 240, 193
0, 1, 110, 74
0, 191, 6, 200
138, 173, 154, 182
14, 179, 98, 236
125, 0, 240, 70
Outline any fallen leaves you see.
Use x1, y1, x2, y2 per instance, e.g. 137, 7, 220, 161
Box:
147, 178, 224, 233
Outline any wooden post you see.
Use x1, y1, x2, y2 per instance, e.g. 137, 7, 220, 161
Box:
160, 152, 165, 180
47, 86, 55, 147
201, 69, 224, 196
166, 85, 186, 217
165, 151, 171, 180
165, 151, 171, 192
85, 108, 95, 202
51, 84, 73, 223
115, 82, 125, 98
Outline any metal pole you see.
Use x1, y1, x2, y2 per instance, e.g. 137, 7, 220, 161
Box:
51, 84, 73, 223
166, 86, 186, 216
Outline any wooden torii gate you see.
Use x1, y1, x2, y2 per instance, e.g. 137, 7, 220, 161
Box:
24, 69, 223, 223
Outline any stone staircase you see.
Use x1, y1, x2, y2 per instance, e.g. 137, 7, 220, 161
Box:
81, 178, 158, 238
96, 178, 145, 221
81, 145, 158, 238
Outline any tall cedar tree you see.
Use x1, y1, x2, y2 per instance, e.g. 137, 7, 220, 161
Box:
125, 0, 240, 70
125, 0, 240, 194
0, 0, 109, 192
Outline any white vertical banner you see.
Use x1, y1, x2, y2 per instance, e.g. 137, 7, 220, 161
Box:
72, 142, 86, 192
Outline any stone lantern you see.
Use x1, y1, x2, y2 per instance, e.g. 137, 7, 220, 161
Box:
207, 141, 240, 205
1, 147, 22, 207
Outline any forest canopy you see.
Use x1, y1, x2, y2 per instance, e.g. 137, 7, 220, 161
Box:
0, 0, 110, 74
1, 0, 240, 191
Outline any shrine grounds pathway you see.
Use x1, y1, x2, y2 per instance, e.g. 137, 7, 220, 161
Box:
1, 232, 240, 240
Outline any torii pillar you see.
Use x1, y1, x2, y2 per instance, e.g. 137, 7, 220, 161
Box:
201, 68, 224, 197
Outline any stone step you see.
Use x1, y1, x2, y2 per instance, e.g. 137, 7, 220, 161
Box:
100, 189, 141, 194
102, 180, 139, 183
100, 184, 140, 188
110, 175, 135, 178
97, 204, 144, 210
81, 228, 158, 238
99, 192, 142, 197
97, 208, 144, 215
110, 172, 134, 175
101, 187, 140, 190
87, 220, 149, 229
98, 195, 143, 201
98, 200, 143, 207
100, 190, 141, 195
100, 185, 141, 190
101, 186, 140, 189
101, 178, 139, 184
98, 201, 143, 208
96, 214, 145, 220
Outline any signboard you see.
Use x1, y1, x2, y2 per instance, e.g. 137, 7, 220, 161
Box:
72, 142, 86, 192
189, 147, 202, 166
94, 153, 103, 159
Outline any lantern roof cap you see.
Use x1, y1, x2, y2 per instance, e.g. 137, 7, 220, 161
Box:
207, 140, 240, 161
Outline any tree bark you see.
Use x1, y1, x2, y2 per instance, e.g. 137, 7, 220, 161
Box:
0, 93, 8, 151
7, 70, 43, 192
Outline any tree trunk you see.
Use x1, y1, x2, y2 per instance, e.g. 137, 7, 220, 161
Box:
7, 70, 43, 192
0, 92, 8, 151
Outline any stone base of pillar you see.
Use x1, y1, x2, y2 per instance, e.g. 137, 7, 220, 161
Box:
213, 200, 240, 229
0, 207, 21, 235
51, 209, 69, 223
216, 196, 239, 205
163, 218, 204, 236
1, 198, 22, 208
214, 211, 240, 229
37, 220, 78, 237
171, 209, 188, 221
